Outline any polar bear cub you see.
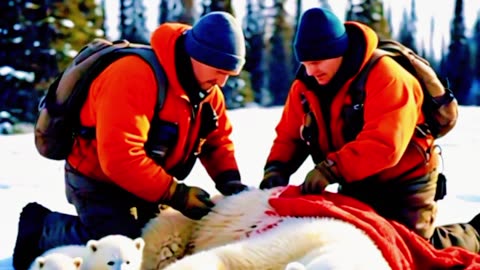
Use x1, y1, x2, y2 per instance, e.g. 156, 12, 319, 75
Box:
29, 253, 82, 270
31, 234, 144, 270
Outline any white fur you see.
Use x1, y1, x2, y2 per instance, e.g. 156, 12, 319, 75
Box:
34, 235, 144, 270
141, 207, 195, 270
190, 187, 284, 252
29, 253, 82, 270
141, 187, 391, 270
163, 217, 390, 270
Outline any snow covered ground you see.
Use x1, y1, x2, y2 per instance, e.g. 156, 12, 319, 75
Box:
1, 106, 480, 269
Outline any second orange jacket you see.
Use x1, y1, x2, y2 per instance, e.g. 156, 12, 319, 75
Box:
266, 22, 438, 183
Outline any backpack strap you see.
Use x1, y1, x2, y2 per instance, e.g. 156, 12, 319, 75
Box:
120, 45, 168, 112
343, 49, 386, 141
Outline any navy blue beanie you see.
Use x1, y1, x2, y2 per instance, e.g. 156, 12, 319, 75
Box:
185, 12, 246, 73
294, 8, 349, 62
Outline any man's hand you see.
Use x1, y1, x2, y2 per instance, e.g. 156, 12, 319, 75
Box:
302, 168, 330, 194
216, 180, 248, 196
166, 181, 214, 220
259, 170, 288, 189
301, 159, 341, 194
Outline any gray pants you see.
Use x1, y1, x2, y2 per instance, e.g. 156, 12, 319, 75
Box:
38, 163, 159, 251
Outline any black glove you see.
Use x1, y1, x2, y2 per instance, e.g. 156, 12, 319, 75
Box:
167, 182, 214, 220
216, 180, 249, 196
259, 170, 289, 189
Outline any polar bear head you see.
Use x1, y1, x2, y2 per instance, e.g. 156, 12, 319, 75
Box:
29, 253, 82, 270
82, 235, 144, 270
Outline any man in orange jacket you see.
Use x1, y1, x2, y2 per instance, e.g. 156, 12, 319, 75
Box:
259, 7, 480, 253
13, 11, 248, 270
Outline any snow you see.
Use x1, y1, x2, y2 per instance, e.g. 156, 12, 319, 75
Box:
1, 106, 480, 269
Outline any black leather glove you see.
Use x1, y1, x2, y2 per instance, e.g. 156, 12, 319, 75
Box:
301, 159, 342, 194
259, 169, 289, 189
216, 180, 249, 196
167, 182, 214, 220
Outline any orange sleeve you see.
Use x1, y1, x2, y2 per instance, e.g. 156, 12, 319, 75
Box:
328, 57, 423, 181
91, 56, 173, 202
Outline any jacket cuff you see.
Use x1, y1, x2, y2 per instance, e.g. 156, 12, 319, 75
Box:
214, 170, 241, 184
264, 161, 286, 174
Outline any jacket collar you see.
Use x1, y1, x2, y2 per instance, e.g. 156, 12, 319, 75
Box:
174, 34, 208, 107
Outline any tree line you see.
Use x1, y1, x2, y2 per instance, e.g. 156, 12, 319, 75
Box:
1, 0, 479, 123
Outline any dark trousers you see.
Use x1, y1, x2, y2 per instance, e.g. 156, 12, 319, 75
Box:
38, 163, 159, 252
339, 174, 480, 253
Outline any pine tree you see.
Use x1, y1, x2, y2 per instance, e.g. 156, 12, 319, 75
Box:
441, 0, 474, 104
469, 10, 480, 104
292, 0, 302, 75
426, 16, 439, 71
474, 11, 480, 80
49, 0, 105, 72
267, 0, 295, 106
243, 0, 272, 106
345, 0, 391, 39
119, 0, 150, 44
0, 0, 57, 122
397, 0, 417, 51
201, 0, 234, 15
158, 0, 195, 25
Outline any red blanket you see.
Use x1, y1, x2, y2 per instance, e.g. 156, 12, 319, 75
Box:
268, 186, 480, 270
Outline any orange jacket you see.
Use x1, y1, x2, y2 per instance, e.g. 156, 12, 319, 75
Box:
266, 22, 438, 183
67, 23, 240, 202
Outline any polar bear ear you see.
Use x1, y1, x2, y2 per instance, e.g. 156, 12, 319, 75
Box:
36, 257, 46, 269
86, 239, 99, 252
73, 257, 83, 269
133, 237, 145, 251
284, 261, 306, 270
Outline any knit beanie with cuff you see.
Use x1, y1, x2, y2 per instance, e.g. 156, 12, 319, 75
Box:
185, 11, 246, 74
294, 8, 349, 62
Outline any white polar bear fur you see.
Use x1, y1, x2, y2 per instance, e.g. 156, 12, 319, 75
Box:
32, 234, 145, 270
141, 187, 391, 270
189, 187, 286, 252
163, 217, 391, 270
29, 253, 82, 270
141, 207, 195, 270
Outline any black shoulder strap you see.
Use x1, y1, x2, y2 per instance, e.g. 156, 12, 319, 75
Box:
343, 49, 387, 141
119, 45, 168, 113
349, 49, 387, 106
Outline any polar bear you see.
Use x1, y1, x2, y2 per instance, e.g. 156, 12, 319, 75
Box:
31, 234, 145, 270
141, 187, 391, 270
140, 187, 284, 269
162, 217, 390, 270
29, 253, 82, 270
